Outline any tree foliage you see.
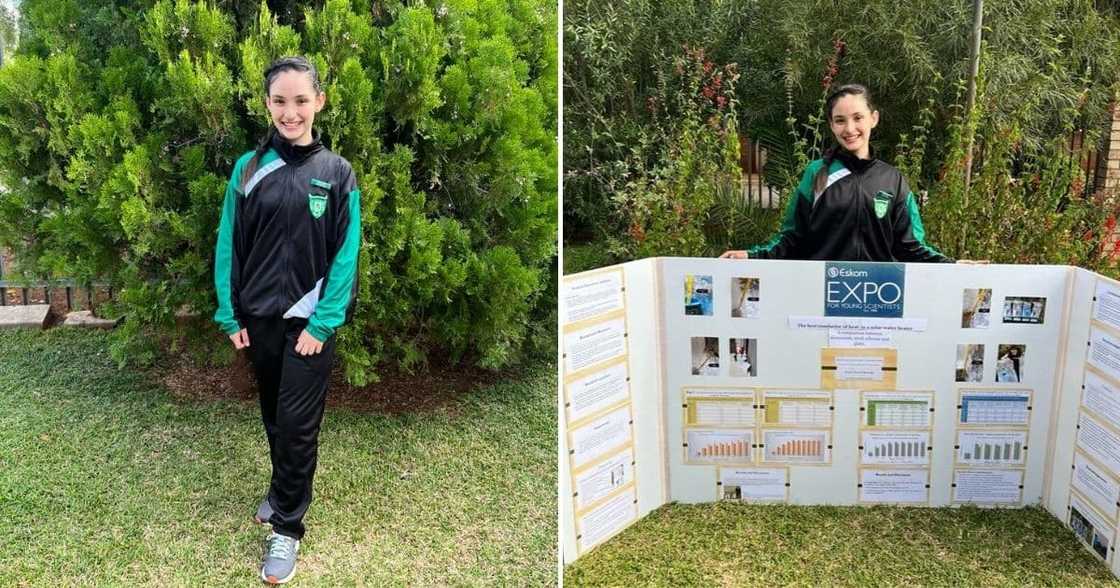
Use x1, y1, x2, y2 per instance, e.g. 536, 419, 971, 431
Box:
0, 0, 557, 383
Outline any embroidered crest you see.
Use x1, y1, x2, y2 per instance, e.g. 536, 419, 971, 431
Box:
309, 193, 328, 219
873, 191, 893, 219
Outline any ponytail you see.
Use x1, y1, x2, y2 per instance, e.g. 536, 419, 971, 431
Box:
238, 126, 276, 193
812, 145, 838, 196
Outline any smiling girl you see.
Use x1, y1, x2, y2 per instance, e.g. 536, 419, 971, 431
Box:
213, 56, 361, 584
721, 84, 953, 263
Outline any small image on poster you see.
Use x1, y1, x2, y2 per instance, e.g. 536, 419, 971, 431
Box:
731, 277, 760, 319
859, 469, 928, 503
995, 344, 1026, 383
728, 338, 757, 377
763, 430, 830, 464
952, 469, 1022, 504
861, 431, 930, 465
574, 448, 634, 512
691, 337, 720, 376
719, 467, 787, 502
1002, 296, 1046, 324
684, 275, 713, 316
1070, 494, 1114, 562
687, 429, 754, 464
961, 288, 992, 329
955, 344, 985, 383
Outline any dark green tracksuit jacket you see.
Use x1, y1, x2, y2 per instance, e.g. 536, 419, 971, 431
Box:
213, 139, 361, 341
749, 151, 952, 263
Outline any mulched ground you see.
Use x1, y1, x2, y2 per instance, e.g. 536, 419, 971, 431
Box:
157, 335, 510, 416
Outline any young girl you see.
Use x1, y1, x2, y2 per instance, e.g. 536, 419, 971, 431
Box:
213, 56, 361, 584
721, 84, 953, 263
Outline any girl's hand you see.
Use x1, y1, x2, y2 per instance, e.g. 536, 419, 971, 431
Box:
295, 329, 324, 355
956, 259, 990, 265
720, 250, 749, 259
230, 328, 250, 349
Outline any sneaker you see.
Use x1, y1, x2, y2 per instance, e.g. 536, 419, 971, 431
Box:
260, 532, 299, 584
254, 498, 274, 525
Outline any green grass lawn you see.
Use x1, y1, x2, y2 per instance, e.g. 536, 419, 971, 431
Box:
0, 328, 556, 586
565, 502, 1120, 586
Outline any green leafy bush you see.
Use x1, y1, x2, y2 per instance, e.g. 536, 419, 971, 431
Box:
0, 0, 557, 383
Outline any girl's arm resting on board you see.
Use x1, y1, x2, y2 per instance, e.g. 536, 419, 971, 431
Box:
306, 168, 361, 342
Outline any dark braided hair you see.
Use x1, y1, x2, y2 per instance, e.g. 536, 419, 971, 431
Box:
811, 83, 876, 196
238, 56, 323, 192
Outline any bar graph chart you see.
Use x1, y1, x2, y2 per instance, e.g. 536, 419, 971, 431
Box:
862, 431, 930, 465
687, 430, 754, 464
957, 431, 1027, 465
764, 430, 829, 463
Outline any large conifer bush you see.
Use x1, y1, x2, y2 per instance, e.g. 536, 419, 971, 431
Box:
0, 0, 557, 384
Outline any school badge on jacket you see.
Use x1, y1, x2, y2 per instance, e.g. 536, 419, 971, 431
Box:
309, 193, 327, 218
874, 191, 892, 219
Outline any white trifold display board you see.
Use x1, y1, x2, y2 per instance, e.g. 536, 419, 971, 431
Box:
560, 257, 1120, 574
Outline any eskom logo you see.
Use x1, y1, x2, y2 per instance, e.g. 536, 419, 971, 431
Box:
828, 267, 869, 278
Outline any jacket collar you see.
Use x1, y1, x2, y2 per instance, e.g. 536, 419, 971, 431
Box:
270, 129, 324, 166
834, 145, 878, 174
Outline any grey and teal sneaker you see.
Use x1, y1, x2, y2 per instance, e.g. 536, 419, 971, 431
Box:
254, 498, 274, 525
260, 532, 299, 584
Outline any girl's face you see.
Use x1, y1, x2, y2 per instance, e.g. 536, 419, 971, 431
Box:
265, 69, 325, 146
829, 94, 879, 159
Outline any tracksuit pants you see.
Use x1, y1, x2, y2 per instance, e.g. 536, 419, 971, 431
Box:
244, 316, 335, 540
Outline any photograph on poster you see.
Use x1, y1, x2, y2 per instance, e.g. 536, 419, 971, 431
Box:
956, 430, 1027, 466
955, 344, 985, 383
564, 319, 627, 374
1083, 371, 1120, 431
763, 390, 832, 427
563, 271, 624, 324
728, 338, 757, 377
1073, 452, 1120, 519
859, 469, 928, 503
719, 467, 787, 502
691, 337, 720, 376
961, 288, 992, 329
684, 274, 713, 316
566, 362, 629, 424
1070, 494, 1113, 561
862, 392, 932, 428
996, 344, 1026, 383
575, 448, 634, 511
762, 430, 830, 464
1002, 296, 1046, 324
1095, 281, 1120, 330
686, 429, 754, 464
686, 396, 756, 428
958, 389, 1031, 427
731, 277, 761, 319
952, 469, 1022, 504
861, 431, 930, 465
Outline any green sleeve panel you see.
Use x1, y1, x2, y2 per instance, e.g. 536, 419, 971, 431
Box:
212, 151, 254, 335
747, 159, 822, 259
306, 188, 361, 341
892, 191, 953, 263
